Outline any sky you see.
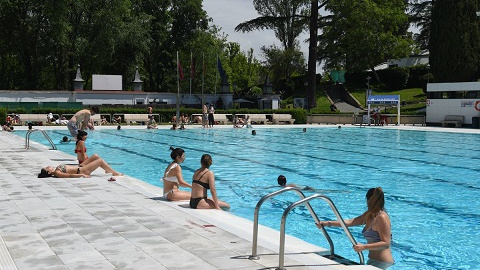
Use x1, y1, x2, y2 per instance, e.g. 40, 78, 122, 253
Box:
202, 0, 310, 63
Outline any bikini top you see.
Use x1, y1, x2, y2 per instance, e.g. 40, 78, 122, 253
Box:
163, 163, 179, 183
74, 147, 86, 153
56, 164, 67, 173
193, 170, 210, 189
362, 213, 388, 243
362, 227, 381, 243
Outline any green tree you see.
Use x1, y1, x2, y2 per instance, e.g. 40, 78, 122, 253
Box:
409, 0, 433, 50
235, 0, 323, 109
223, 42, 262, 93
320, 0, 412, 82
261, 45, 306, 84
429, 0, 480, 82
235, 0, 310, 50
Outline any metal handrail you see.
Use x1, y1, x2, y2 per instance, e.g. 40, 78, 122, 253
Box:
25, 129, 57, 150
276, 194, 365, 270
248, 187, 334, 260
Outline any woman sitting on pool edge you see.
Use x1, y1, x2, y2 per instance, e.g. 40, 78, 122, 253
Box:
316, 187, 394, 269
162, 147, 191, 201
190, 154, 230, 210
75, 130, 89, 164
38, 156, 123, 178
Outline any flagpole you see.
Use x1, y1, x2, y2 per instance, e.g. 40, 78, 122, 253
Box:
176, 51, 180, 127
189, 51, 192, 97
215, 53, 218, 97
202, 52, 205, 106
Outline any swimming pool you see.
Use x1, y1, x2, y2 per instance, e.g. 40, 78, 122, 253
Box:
23, 127, 480, 269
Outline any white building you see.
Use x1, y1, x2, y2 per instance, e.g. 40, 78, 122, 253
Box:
426, 82, 480, 125
0, 90, 233, 108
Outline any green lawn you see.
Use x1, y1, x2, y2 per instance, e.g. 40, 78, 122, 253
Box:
312, 87, 426, 115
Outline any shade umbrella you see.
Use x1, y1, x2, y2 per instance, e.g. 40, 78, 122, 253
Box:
233, 98, 254, 108
233, 98, 254, 103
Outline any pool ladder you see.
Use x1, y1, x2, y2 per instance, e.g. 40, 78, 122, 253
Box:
25, 129, 57, 150
249, 187, 364, 270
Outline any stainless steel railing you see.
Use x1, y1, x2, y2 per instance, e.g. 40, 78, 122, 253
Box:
25, 129, 57, 150
276, 194, 365, 269
248, 187, 334, 260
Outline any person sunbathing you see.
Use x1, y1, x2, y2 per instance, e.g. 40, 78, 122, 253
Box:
38, 157, 123, 178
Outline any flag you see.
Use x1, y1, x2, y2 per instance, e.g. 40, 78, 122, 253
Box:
190, 53, 195, 79
217, 56, 227, 80
203, 53, 206, 78
178, 58, 184, 81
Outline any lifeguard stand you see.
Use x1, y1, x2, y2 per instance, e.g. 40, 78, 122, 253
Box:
366, 95, 401, 125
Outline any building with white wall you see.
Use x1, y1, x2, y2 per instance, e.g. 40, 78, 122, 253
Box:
0, 90, 233, 108
426, 82, 480, 125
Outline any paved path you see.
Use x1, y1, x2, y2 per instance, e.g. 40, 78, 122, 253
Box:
0, 128, 377, 270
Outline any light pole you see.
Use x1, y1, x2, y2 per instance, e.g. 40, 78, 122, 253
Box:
366, 76, 371, 106
426, 64, 430, 83
304, 81, 308, 110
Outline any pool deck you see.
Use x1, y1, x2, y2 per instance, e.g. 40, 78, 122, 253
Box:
1, 124, 478, 270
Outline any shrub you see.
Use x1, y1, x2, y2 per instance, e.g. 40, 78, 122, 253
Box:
0, 107, 6, 123
377, 67, 410, 91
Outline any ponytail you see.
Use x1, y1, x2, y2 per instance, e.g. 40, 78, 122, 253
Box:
169, 147, 185, 160
364, 187, 385, 222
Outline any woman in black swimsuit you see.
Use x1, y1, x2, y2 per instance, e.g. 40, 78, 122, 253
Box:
189, 154, 230, 210
38, 157, 123, 178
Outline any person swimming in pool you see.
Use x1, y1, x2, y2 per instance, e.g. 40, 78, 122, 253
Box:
316, 187, 394, 269
189, 154, 230, 210
162, 147, 191, 201
38, 156, 123, 178
277, 175, 315, 191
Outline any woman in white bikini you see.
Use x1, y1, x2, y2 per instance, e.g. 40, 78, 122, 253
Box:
316, 187, 394, 269
162, 147, 192, 201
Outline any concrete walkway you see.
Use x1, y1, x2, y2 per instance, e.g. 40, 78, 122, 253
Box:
0, 128, 378, 270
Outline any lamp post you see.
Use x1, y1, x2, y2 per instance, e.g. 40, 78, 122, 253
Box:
366, 76, 371, 106
426, 64, 430, 83
304, 81, 308, 110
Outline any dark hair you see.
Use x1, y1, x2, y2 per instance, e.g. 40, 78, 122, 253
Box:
201, 154, 213, 168
76, 130, 87, 141
252, 130, 256, 135
169, 146, 185, 160
117, 125, 121, 130
277, 175, 287, 186
365, 187, 385, 221
62, 136, 69, 142
38, 168, 53, 178
90, 106, 99, 114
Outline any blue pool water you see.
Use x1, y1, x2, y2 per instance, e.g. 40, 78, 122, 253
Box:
22, 127, 480, 269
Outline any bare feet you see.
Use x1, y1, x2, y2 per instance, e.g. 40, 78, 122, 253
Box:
113, 172, 124, 176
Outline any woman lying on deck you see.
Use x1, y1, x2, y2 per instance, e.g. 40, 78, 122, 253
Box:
38, 155, 123, 178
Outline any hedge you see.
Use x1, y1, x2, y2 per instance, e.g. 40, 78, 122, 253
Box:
27, 107, 309, 124
0, 107, 6, 123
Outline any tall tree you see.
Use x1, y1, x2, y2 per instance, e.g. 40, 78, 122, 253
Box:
320, 0, 412, 82
429, 0, 480, 82
235, 0, 309, 50
261, 45, 306, 84
409, 0, 433, 50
